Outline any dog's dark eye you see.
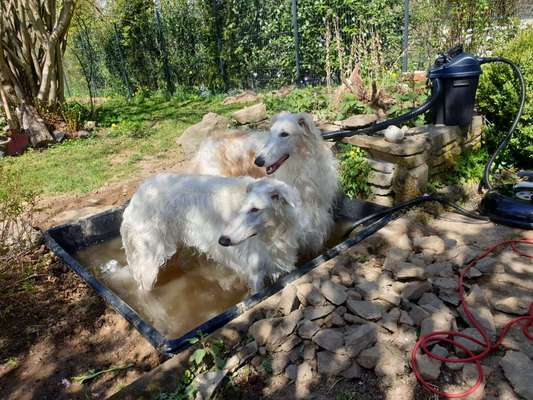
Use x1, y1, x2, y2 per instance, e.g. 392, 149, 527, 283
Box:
249, 207, 260, 213
280, 131, 289, 137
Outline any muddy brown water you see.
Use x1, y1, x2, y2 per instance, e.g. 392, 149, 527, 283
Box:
74, 220, 354, 340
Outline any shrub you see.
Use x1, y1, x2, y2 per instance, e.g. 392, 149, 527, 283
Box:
335, 93, 372, 120
108, 120, 153, 139
61, 101, 91, 131
0, 164, 38, 255
447, 147, 489, 185
477, 28, 533, 169
263, 86, 329, 115
337, 143, 372, 199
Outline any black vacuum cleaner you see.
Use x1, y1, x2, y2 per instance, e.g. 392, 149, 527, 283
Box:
324, 45, 533, 230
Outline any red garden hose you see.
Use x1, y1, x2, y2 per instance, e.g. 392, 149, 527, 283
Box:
410, 238, 533, 398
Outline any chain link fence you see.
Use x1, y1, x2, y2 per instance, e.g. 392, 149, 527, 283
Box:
64, 0, 518, 98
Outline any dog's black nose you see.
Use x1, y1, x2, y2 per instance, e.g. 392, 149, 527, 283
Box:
218, 236, 232, 247
254, 156, 265, 167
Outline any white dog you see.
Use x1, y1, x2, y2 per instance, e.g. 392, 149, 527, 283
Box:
120, 173, 308, 292
189, 112, 338, 253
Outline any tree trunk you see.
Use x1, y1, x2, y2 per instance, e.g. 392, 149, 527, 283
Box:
0, 0, 75, 142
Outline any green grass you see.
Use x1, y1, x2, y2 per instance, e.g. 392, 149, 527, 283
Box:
1, 93, 245, 196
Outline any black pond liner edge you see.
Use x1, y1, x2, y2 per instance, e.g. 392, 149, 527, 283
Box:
43, 202, 396, 355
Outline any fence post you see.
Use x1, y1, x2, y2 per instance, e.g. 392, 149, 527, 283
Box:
112, 23, 133, 98
291, 0, 302, 85
402, 0, 409, 73
154, 0, 175, 95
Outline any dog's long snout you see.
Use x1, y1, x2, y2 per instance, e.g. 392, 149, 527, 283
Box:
254, 156, 265, 167
218, 236, 232, 247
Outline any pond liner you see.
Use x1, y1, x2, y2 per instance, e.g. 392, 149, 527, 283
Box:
43, 198, 396, 355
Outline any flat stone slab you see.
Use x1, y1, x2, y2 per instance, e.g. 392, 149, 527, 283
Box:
343, 133, 430, 156
500, 351, 533, 400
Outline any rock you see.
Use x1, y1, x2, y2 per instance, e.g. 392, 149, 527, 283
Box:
76, 130, 90, 139
344, 324, 377, 356
295, 360, 315, 399
438, 290, 461, 306
317, 350, 351, 376
382, 307, 401, 332
425, 261, 455, 277
493, 297, 530, 316
232, 103, 267, 125
399, 310, 414, 326
342, 362, 362, 379
298, 319, 320, 339
346, 300, 383, 321
325, 311, 346, 328
407, 303, 431, 326
302, 342, 316, 360
320, 281, 347, 305
383, 125, 405, 143
355, 282, 379, 300
459, 285, 496, 339
393, 261, 426, 280
455, 328, 486, 355
193, 370, 226, 400
343, 313, 367, 325
416, 353, 442, 381
336, 114, 377, 128
285, 363, 297, 380
52, 129, 66, 142
465, 267, 482, 279
500, 351, 533, 400
414, 235, 446, 254
297, 283, 326, 307
419, 292, 446, 310
375, 344, 407, 377
420, 310, 454, 337
312, 329, 344, 353
222, 90, 259, 105
402, 281, 432, 301
431, 277, 458, 290
20, 104, 54, 147
347, 288, 363, 301
278, 285, 300, 315
383, 248, 411, 270
304, 305, 335, 321
357, 345, 380, 369
249, 309, 302, 350
83, 120, 96, 130
271, 352, 290, 375
176, 112, 230, 155
277, 335, 302, 353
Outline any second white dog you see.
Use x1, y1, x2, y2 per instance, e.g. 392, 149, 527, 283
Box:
121, 173, 308, 292
189, 112, 338, 254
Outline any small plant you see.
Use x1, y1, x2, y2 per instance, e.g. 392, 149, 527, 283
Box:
447, 147, 489, 185
335, 93, 371, 120
61, 101, 91, 132
337, 143, 372, 199
109, 120, 153, 139
263, 86, 329, 115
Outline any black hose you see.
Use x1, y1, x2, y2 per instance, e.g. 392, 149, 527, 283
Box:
342, 193, 488, 239
322, 78, 443, 140
478, 57, 526, 191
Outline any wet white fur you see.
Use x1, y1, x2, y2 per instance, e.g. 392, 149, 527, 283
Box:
189, 112, 338, 253
121, 174, 307, 292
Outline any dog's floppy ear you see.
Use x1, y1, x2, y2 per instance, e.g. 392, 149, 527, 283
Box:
270, 181, 301, 209
296, 112, 316, 136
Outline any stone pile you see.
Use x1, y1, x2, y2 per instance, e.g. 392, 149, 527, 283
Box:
342, 116, 483, 205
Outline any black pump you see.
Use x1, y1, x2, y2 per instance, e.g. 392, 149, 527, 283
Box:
322, 45, 533, 230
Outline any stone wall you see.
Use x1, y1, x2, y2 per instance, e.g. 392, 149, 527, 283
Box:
343, 115, 483, 206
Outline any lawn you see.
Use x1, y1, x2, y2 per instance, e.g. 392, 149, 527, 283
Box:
1, 94, 246, 196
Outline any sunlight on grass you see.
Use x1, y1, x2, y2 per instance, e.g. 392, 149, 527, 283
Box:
1, 94, 245, 196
